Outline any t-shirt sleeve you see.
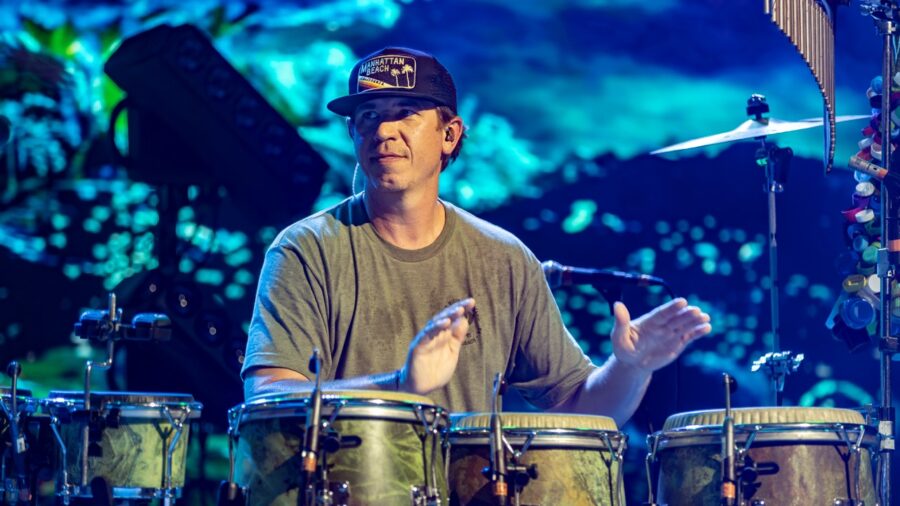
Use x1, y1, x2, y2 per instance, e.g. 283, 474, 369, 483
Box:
241, 232, 330, 381
507, 253, 597, 409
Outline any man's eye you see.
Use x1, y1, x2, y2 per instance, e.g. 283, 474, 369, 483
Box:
399, 109, 416, 117
360, 111, 378, 121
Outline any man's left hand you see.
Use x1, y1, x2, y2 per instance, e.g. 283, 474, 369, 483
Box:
611, 298, 711, 373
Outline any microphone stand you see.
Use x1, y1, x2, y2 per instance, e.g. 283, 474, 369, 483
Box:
860, 4, 900, 504
720, 374, 737, 506
301, 349, 325, 506
488, 373, 508, 506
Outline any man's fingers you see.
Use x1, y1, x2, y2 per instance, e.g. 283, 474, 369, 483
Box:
645, 297, 688, 322
667, 307, 710, 333
449, 315, 469, 341
434, 297, 475, 321
613, 301, 631, 325
424, 317, 452, 337
681, 323, 713, 343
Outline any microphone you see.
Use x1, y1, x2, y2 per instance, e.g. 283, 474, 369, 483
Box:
541, 260, 667, 289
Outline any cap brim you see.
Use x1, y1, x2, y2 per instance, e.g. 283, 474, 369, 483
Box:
326, 89, 450, 116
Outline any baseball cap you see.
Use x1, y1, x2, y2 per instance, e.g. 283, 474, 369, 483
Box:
326, 47, 457, 117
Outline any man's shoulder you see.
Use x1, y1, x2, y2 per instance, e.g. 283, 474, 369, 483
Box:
272, 195, 363, 249
447, 202, 534, 255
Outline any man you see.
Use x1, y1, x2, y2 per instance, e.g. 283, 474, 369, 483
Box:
242, 47, 711, 425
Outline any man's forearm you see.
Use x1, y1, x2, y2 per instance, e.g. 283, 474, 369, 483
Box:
551, 355, 652, 426
244, 370, 402, 400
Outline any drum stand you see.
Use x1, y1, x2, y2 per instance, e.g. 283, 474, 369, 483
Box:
859, 3, 900, 505
50, 294, 184, 506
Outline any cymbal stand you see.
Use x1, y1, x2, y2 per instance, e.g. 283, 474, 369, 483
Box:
860, 3, 900, 505
746, 95, 798, 406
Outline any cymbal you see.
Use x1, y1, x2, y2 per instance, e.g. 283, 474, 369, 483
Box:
651, 115, 870, 155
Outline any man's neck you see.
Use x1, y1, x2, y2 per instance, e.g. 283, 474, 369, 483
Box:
363, 188, 446, 250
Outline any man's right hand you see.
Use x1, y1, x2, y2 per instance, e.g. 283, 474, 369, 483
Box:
399, 298, 476, 395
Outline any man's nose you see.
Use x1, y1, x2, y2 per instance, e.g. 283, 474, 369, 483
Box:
373, 119, 400, 142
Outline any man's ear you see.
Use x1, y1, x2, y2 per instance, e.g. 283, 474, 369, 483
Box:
441, 116, 463, 156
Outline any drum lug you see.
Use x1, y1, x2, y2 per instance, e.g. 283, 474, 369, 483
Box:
327, 481, 350, 506
833, 500, 864, 506
750, 501, 766, 506
410, 484, 440, 506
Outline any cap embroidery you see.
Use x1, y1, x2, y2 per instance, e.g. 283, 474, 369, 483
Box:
357, 54, 416, 91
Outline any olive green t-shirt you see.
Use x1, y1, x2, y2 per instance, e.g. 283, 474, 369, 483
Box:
242, 195, 595, 411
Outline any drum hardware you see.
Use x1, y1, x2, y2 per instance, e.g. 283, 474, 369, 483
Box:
485, 373, 509, 506
300, 349, 326, 506
598, 430, 626, 506
159, 404, 194, 506
1, 361, 30, 504
834, 422, 870, 506
857, 4, 900, 504
750, 351, 804, 407
218, 404, 247, 506
721, 374, 738, 506
643, 431, 661, 506
293, 351, 360, 506
47, 416, 72, 505
413, 402, 445, 506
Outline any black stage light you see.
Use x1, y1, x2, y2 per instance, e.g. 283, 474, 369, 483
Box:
104, 24, 328, 226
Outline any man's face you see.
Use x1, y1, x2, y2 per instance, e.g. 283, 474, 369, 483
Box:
349, 97, 447, 194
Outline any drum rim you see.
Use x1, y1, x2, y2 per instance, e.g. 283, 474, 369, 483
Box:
449, 426, 623, 438
42, 396, 203, 419
0, 394, 38, 412
448, 427, 626, 449
229, 395, 448, 427
65, 485, 184, 500
653, 422, 879, 449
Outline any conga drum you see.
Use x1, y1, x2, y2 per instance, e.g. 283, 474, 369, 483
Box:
650, 406, 878, 506
41, 391, 202, 502
229, 390, 448, 506
448, 412, 627, 506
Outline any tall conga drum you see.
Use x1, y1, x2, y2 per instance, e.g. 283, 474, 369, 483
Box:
650, 406, 878, 506
230, 390, 448, 506
448, 412, 627, 506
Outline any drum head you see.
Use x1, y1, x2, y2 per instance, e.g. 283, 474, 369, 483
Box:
662, 406, 867, 430
451, 412, 618, 431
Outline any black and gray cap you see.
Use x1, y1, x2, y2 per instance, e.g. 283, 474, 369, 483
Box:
326, 47, 457, 117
